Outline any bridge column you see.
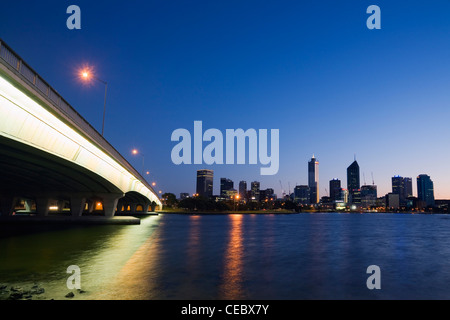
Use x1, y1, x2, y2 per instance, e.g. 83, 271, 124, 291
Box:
142, 203, 149, 213
24, 199, 33, 212
101, 194, 123, 217
130, 203, 137, 213
70, 196, 87, 217
57, 200, 66, 213
87, 200, 95, 214
35, 197, 50, 217
0, 196, 17, 216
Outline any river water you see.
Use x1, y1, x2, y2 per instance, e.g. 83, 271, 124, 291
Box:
1, 212, 450, 300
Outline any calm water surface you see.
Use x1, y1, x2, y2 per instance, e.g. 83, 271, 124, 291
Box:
1, 213, 450, 300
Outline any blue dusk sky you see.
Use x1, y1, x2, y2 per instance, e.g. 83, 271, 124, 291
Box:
1, 1, 450, 199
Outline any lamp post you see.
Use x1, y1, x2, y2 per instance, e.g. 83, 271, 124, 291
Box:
79, 68, 108, 136
234, 194, 240, 211
132, 149, 147, 179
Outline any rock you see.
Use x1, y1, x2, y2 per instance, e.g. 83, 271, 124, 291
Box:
0, 284, 7, 290
9, 292, 23, 300
65, 292, 75, 298
77, 289, 86, 294
10, 286, 22, 292
31, 288, 45, 295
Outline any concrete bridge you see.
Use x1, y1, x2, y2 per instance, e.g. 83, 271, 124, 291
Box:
0, 39, 162, 218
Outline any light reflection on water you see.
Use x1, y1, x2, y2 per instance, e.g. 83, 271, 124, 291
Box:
2, 213, 450, 300
218, 214, 244, 299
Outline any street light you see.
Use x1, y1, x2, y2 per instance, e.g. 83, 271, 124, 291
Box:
79, 66, 108, 136
234, 194, 240, 211
131, 149, 146, 179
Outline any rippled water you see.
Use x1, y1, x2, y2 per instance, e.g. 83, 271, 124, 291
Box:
2, 213, 450, 300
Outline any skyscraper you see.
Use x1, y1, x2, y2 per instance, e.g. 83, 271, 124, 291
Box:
361, 185, 377, 208
294, 185, 310, 204
347, 159, 360, 204
308, 155, 319, 204
239, 181, 247, 200
392, 175, 405, 204
251, 181, 260, 202
392, 176, 412, 205
196, 169, 213, 198
329, 179, 341, 202
417, 174, 435, 207
220, 178, 234, 197
404, 177, 413, 198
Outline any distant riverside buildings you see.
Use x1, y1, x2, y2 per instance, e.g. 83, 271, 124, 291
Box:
251, 181, 261, 202
189, 156, 441, 212
294, 185, 309, 204
347, 159, 361, 205
361, 184, 377, 208
392, 175, 413, 205
308, 155, 319, 204
417, 174, 435, 207
329, 179, 341, 202
239, 181, 247, 200
220, 178, 234, 197
196, 169, 214, 198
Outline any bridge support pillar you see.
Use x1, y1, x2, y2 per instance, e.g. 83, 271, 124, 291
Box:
71, 196, 87, 217
142, 204, 149, 213
36, 197, 50, 217
0, 196, 17, 216
130, 203, 137, 213
87, 200, 95, 214
57, 200, 66, 213
101, 194, 123, 217
24, 199, 33, 212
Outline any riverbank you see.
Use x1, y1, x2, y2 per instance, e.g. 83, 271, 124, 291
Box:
0, 215, 141, 225
158, 209, 298, 215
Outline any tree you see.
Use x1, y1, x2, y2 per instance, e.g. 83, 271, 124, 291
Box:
162, 193, 178, 208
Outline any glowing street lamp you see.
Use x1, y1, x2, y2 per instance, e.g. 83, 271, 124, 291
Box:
78, 66, 108, 136
234, 194, 240, 211
131, 149, 146, 179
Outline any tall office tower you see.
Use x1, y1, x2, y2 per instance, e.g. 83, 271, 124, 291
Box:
347, 159, 361, 204
294, 185, 310, 204
251, 181, 260, 202
239, 181, 247, 200
404, 177, 413, 198
392, 175, 405, 204
308, 155, 319, 204
220, 178, 234, 197
417, 174, 435, 207
392, 176, 414, 205
329, 179, 341, 202
196, 169, 214, 198
361, 185, 377, 208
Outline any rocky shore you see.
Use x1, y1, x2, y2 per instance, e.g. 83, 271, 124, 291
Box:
0, 283, 86, 300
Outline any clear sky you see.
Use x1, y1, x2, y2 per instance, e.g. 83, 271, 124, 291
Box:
1, 0, 450, 199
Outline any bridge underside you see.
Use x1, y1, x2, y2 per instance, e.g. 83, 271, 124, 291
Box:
0, 136, 154, 217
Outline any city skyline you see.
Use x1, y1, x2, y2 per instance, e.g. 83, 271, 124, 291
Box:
190, 155, 441, 206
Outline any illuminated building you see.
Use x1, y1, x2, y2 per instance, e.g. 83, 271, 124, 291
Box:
308, 155, 319, 204
329, 179, 341, 202
196, 169, 214, 198
220, 178, 234, 197
347, 159, 361, 204
417, 174, 435, 207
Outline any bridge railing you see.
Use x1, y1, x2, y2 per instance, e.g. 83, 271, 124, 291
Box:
0, 39, 158, 199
